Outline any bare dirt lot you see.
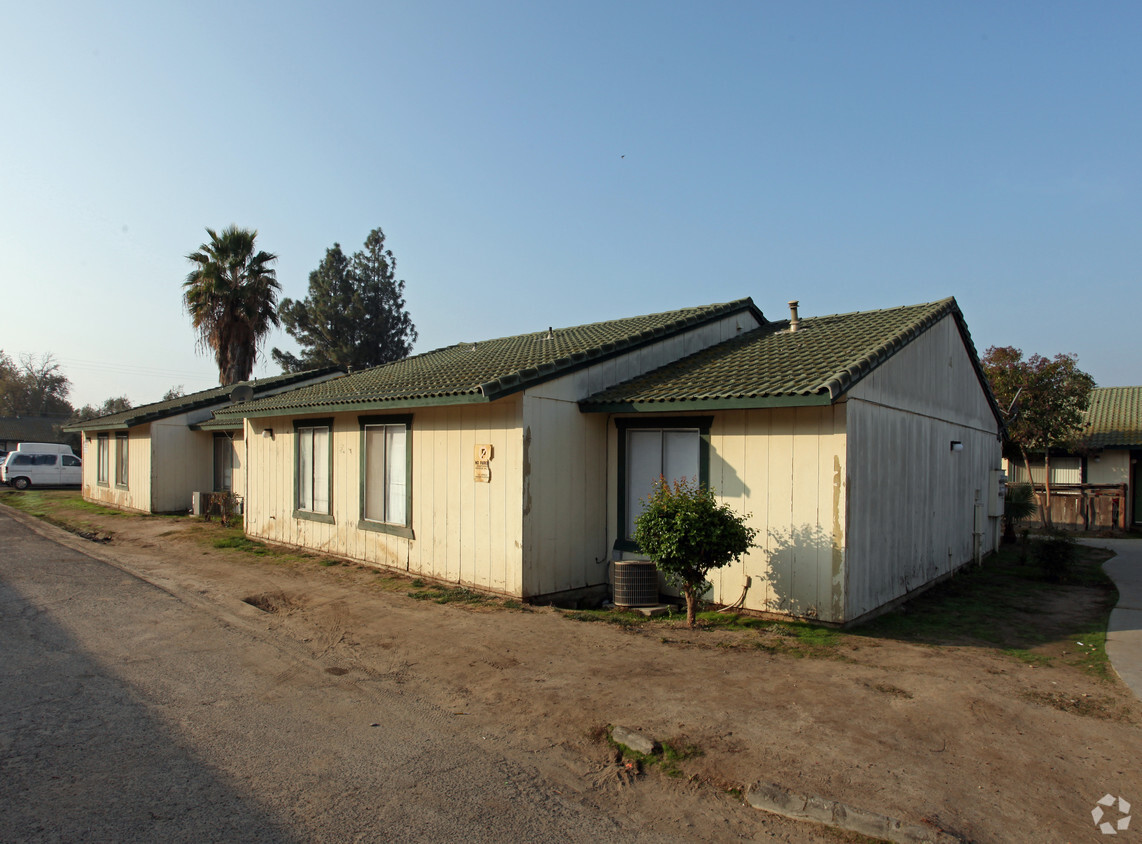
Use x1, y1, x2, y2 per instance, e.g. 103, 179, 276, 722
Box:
6, 492, 1142, 843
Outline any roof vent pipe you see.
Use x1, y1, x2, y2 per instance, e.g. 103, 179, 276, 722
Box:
546, 326, 554, 340
788, 300, 800, 332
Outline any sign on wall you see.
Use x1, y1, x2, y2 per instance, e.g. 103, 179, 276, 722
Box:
474, 443, 493, 483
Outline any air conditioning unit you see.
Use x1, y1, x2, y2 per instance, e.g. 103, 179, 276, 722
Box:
613, 561, 659, 607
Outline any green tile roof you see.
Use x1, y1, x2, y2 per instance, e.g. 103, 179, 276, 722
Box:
211, 299, 760, 418
1081, 386, 1142, 449
0, 416, 67, 445
580, 298, 991, 411
63, 368, 341, 432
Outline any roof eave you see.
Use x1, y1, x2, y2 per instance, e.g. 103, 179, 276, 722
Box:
474, 298, 765, 401
579, 392, 834, 413
210, 391, 495, 421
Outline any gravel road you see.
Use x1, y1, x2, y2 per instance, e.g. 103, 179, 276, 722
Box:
0, 510, 658, 843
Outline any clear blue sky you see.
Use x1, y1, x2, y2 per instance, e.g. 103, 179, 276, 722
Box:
3, 1, 1139, 408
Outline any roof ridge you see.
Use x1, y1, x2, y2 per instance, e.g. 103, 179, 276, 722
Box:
816, 299, 957, 399
792, 297, 955, 325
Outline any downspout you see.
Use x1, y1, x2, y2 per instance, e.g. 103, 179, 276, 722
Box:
243, 419, 250, 533
972, 489, 983, 565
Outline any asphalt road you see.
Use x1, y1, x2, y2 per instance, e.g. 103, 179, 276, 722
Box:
0, 511, 649, 843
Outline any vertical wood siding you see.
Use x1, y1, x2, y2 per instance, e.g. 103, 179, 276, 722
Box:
149, 421, 214, 513
520, 394, 609, 596
243, 398, 525, 595
80, 426, 154, 513
844, 315, 1002, 620
515, 311, 754, 598
708, 405, 848, 622
606, 405, 848, 621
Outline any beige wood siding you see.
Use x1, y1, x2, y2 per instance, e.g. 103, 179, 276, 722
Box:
844, 314, 1002, 620
149, 420, 214, 513
230, 430, 246, 499
80, 427, 154, 513
608, 406, 848, 622
1008, 457, 1083, 485
243, 398, 525, 595
520, 394, 609, 597
707, 405, 849, 622
515, 311, 755, 598
1088, 451, 1130, 485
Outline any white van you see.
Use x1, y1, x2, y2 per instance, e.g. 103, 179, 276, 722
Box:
1, 443, 82, 490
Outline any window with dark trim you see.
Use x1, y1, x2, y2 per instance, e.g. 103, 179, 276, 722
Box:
615, 417, 711, 550
115, 433, 128, 488
96, 434, 109, 485
294, 419, 334, 522
213, 433, 234, 492
359, 415, 413, 538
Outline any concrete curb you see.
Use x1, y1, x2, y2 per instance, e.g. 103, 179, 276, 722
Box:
746, 782, 963, 843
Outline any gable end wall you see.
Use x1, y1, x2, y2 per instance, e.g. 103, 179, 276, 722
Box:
843, 314, 1002, 620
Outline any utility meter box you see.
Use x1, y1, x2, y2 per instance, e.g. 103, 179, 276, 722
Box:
988, 469, 1006, 518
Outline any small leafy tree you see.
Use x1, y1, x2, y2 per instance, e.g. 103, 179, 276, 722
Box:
633, 477, 757, 628
982, 346, 1094, 527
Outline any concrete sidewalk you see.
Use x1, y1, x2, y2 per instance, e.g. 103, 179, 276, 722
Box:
1081, 538, 1142, 700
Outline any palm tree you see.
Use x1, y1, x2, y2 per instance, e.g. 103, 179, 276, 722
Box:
184, 226, 281, 385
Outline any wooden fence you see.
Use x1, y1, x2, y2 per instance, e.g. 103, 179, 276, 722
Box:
1016, 483, 1129, 531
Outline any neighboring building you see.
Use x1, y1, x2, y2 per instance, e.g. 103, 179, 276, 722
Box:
210, 297, 1004, 625
63, 370, 341, 514
1006, 385, 1142, 530
0, 416, 70, 453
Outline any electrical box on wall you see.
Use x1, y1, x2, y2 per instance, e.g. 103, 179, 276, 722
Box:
988, 469, 1006, 518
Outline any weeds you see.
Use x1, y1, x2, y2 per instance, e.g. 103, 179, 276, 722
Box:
212, 531, 271, 555
1034, 529, 1077, 582
603, 726, 703, 779
408, 584, 494, 606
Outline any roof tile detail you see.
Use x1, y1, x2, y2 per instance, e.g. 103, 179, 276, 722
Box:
1081, 386, 1142, 449
63, 368, 341, 431
580, 298, 968, 408
212, 300, 758, 417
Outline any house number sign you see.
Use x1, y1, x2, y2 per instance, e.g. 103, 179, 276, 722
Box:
474, 443, 493, 483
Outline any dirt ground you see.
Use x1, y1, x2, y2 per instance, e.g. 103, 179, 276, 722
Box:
8, 499, 1142, 843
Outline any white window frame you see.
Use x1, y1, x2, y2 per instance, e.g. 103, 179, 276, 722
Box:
359, 415, 413, 538
96, 434, 110, 486
115, 432, 129, 489
294, 420, 333, 521
616, 417, 710, 548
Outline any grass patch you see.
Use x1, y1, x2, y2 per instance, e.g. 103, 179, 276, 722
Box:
0, 488, 122, 526
561, 608, 651, 628
858, 544, 1116, 646
407, 584, 494, 605
1064, 629, 1114, 680
561, 605, 845, 658
604, 726, 703, 779
212, 530, 272, 555
1003, 648, 1053, 668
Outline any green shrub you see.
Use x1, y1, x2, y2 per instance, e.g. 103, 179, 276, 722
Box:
633, 477, 756, 628
1035, 528, 1076, 582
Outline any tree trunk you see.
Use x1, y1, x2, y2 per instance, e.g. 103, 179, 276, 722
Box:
684, 584, 698, 628
1020, 446, 1049, 529
1043, 449, 1054, 528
